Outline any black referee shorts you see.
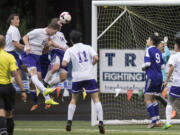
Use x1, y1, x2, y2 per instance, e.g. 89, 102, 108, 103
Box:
0, 83, 16, 111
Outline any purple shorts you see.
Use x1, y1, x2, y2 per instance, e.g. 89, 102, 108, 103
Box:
51, 49, 68, 71
8, 51, 22, 69
169, 86, 180, 98
72, 79, 98, 94
144, 78, 163, 94
22, 53, 41, 72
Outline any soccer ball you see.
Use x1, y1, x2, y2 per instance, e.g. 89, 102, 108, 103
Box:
59, 12, 71, 24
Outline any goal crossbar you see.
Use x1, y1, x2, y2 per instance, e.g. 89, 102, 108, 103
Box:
92, 0, 180, 6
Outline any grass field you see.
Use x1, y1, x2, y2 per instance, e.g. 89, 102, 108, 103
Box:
14, 121, 180, 135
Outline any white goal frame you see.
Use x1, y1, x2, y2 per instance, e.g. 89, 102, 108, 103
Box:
91, 0, 180, 126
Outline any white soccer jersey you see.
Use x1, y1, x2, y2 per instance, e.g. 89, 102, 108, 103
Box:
27, 28, 50, 55
169, 52, 180, 87
63, 43, 97, 82
5, 25, 21, 51
51, 31, 67, 50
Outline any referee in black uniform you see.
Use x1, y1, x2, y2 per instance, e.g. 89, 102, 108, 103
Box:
0, 35, 27, 135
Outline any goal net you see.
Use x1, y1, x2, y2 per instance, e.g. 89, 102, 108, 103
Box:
91, 0, 180, 125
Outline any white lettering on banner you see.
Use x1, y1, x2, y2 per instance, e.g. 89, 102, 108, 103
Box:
103, 72, 145, 81
100, 49, 145, 93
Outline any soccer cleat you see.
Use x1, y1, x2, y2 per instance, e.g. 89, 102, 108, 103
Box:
98, 121, 105, 134
66, 120, 72, 132
162, 124, 172, 130
45, 99, 59, 105
171, 110, 177, 119
43, 88, 56, 96
30, 104, 39, 111
147, 123, 156, 128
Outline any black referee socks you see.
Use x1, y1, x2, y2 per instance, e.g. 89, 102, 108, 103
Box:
6, 118, 14, 135
0, 117, 7, 135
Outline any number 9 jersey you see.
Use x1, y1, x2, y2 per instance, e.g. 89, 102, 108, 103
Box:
144, 46, 164, 80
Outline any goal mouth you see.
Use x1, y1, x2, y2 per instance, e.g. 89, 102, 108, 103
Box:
92, 0, 180, 126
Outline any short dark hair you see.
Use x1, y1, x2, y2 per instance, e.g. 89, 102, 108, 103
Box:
50, 18, 60, 30
149, 34, 160, 46
47, 22, 60, 30
0, 35, 5, 48
175, 32, 180, 48
69, 30, 82, 43
7, 13, 19, 24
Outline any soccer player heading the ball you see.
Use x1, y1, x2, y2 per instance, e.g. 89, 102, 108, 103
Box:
22, 22, 60, 105
142, 34, 165, 128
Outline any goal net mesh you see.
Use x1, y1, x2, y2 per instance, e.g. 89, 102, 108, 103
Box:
96, 5, 180, 124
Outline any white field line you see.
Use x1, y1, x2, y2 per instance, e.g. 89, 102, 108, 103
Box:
15, 128, 179, 134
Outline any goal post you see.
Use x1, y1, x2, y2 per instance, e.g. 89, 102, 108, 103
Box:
91, 0, 180, 126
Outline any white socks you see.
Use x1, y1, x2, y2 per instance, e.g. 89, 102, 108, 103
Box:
31, 74, 46, 92
94, 102, 103, 121
68, 104, 76, 121
166, 104, 172, 125
44, 71, 53, 83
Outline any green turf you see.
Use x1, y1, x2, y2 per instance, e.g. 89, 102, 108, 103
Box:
14, 121, 180, 135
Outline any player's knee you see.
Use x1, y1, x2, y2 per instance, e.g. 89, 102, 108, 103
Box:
0, 109, 6, 117
70, 99, 77, 105
6, 111, 13, 118
91, 93, 100, 103
71, 94, 79, 104
144, 98, 152, 105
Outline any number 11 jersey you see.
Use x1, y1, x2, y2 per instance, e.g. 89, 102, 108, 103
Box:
63, 43, 97, 82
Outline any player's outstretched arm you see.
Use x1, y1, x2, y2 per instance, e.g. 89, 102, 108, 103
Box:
48, 39, 67, 51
